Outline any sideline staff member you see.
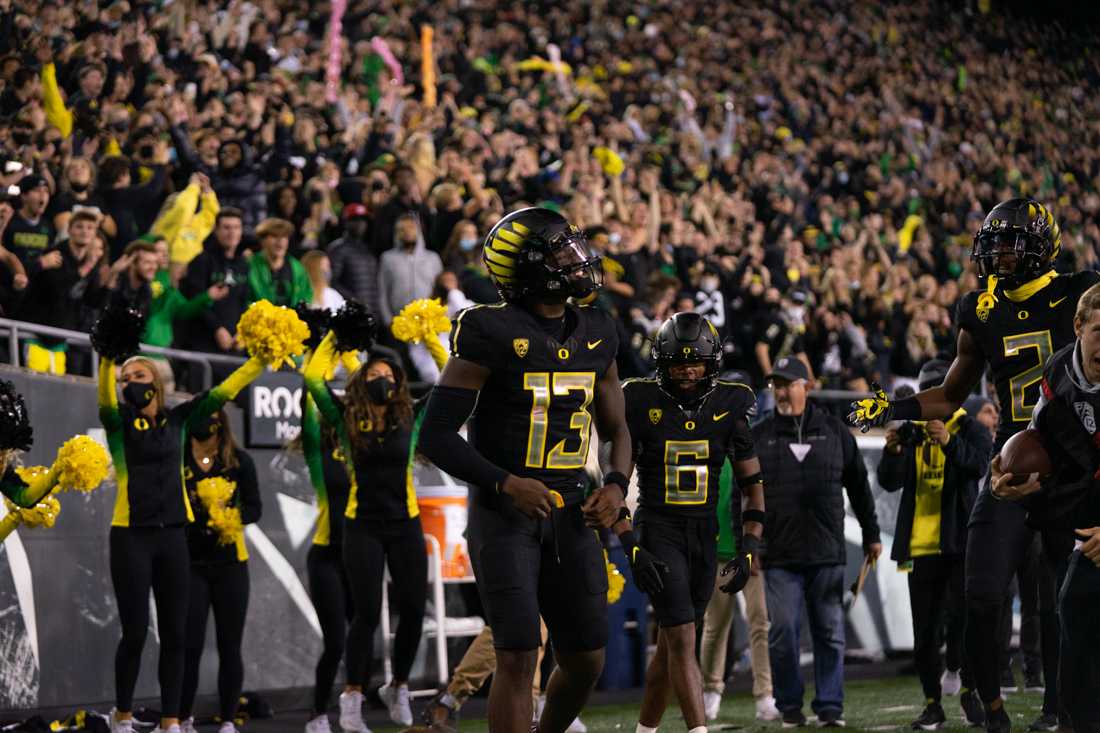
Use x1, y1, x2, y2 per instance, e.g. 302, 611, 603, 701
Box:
754, 357, 881, 728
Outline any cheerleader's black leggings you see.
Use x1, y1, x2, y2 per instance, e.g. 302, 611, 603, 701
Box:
110, 526, 190, 718
180, 562, 250, 721
343, 517, 427, 685
307, 543, 354, 714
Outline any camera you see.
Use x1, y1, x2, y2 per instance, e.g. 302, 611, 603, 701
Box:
138, 144, 156, 160
895, 421, 927, 447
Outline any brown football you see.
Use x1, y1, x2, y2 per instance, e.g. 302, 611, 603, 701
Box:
999, 428, 1053, 483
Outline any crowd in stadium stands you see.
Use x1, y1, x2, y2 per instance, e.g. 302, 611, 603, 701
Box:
0, 0, 1098, 394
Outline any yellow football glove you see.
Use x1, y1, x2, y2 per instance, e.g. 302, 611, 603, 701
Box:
848, 382, 892, 433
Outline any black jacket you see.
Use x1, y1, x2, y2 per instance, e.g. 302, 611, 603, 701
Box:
184, 448, 262, 565
178, 240, 250, 353
753, 402, 881, 568
876, 413, 992, 563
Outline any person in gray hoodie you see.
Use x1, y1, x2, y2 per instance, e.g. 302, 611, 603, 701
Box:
378, 212, 442, 326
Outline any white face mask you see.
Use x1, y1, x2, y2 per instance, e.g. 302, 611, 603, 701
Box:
608, 232, 622, 246
701, 276, 720, 293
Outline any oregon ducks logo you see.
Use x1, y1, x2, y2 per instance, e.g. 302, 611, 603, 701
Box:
133, 417, 151, 431
1018, 310, 1029, 320
685, 420, 696, 431
649, 408, 662, 424
357, 419, 373, 433
332, 448, 344, 461
183, 467, 194, 480
558, 347, 570, 361
683, 346, 693, 355
513, 338, 529, 358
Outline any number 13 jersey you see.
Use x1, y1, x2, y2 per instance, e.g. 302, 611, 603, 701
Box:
956, 270, 1100, 449
450, 302, 619, 504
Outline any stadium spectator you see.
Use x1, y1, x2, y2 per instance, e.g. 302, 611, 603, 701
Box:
150, 173, 220, 284
300, 251, 345, 311
377, 211, 442, 326
247, 217, 311, 308
179, 209, 250, 364
18, 208, 106, 374
754, 357, 881, 727
3, 175, 53, 267
327, 204, 381, 315
97, 153, 168, 259
876, 361, 991, 729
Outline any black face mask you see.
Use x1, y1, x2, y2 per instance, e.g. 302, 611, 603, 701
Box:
366, 377, 395, 405
192, 416, 221, 441
69, 181, 90, 193
123, 381, 156, 409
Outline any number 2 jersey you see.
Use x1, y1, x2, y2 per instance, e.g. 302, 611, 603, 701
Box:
956, 270, 1100, 449
623, 378, 757, 519
450, 302, 619, 505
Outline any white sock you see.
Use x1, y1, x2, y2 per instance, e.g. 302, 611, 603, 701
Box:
688, 727, 708, 733
636, 725, 658, 733
440, 692, 458, 710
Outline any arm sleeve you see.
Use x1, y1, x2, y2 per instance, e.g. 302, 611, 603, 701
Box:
418, 385, 510, 492
301, 392, 327, 500
97, 357, 122, 430
40, 63, 73, 139
0, 464, 60, 509
236, 451, 262, 524
840, 422, 881, 545
169, 124, 204, 175
181, 357, 265, 428
303, 332, 344, 425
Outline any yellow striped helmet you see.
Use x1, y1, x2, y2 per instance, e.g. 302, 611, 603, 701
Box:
482, 207, 603, 302
972, 197, 1061, 286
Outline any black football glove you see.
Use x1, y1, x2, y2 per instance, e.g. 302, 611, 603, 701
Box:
847, 381, 892, 433
628, 545, 670, 597
719, 534, 760, 594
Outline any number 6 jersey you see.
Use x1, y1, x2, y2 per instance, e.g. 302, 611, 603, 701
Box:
623, 377, 757, 519
450, 302, 619, 504
956, 270, 1100, 449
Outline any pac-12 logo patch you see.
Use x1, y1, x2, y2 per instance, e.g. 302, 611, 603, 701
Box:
513, 338, 529, 358
1074, 401, 1097, 434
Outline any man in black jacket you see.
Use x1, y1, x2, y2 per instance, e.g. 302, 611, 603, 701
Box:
754, 357, 881, 728
877, 360, 992, 730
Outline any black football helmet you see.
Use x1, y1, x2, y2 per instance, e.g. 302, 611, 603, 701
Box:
482, 207, 603, 302
972, 198, 1061, 287
654, 312, 722, 404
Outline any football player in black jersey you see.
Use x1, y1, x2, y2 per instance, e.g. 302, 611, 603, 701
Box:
419, 207, 632, 733
850, 198, 1100, 732
615, 313, 764, 733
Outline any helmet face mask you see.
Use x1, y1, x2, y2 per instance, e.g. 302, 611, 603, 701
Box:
483, 208, 603, 303
654, 312, 722, 405
971, 198, 1060, 288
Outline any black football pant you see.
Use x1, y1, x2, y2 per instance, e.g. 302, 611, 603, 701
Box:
110, 526, 190, 718
343, 517, 427, 685
909, 554, 973, 701
965, 488, 1067, 714
1059, 550, 1100, 733
997, 535, 1047, 683
181, 562, 250, 721
307, 543, 354, 714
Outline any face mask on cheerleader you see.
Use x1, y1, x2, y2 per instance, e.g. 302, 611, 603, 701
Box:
122, 381, 156, 409
366, 377, 396, 405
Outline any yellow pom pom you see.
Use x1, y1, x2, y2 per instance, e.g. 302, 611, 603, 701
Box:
55, 435, 110, 492
605, 549, 625, 604
236, 300, 310, 368
391, 298, 451, 344
196, 476, 244, 546
5, 495, 61, 529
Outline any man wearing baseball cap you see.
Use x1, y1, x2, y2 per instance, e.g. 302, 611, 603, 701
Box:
327, 203, 380, 316
749, 356, 882, 728
2, 174, 53, 268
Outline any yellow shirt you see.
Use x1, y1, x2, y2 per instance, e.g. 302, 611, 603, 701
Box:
910, 409, 966, 557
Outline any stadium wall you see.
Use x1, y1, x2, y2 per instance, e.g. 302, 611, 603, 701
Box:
0, 368, 908, 711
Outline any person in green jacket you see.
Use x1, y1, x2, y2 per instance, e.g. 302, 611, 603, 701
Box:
248, 218, 312, 307
698, 463, 779, 723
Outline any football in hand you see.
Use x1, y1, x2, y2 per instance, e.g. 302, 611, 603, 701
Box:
999, 428, 1053, 484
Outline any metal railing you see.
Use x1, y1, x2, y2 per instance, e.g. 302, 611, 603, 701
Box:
0, 317, 246, 390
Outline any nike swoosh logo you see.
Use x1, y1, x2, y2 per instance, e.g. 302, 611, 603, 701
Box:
713, 411, 729, 422
586, 340, 603, 350
1050, 297, 1068, 308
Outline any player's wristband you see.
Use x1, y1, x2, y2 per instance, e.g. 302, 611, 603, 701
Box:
742, 509, 765, 527
891, 396, 921, 421
739, 472, 763, 487
617, 528, 639, 557
603, 471, 629, 499
617, 506, 631, 523
739, 532, 760, 558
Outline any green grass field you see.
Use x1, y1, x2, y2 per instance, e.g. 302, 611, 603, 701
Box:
399, 677, 1045, 733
